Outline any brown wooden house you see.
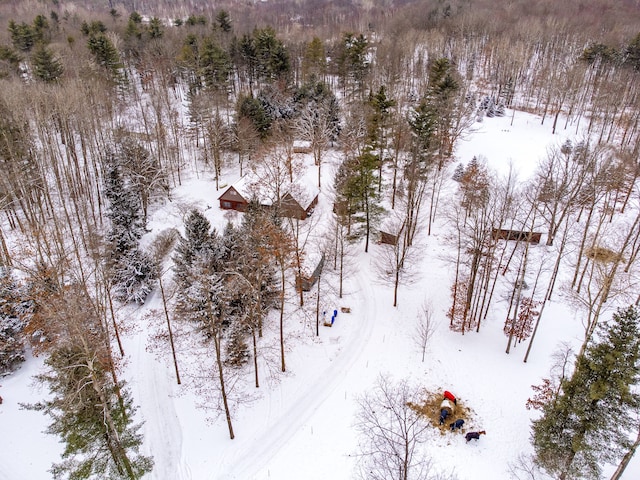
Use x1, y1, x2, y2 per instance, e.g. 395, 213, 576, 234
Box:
280, 191, 319, 220
218, 186, 249, 212
218, 172, 319, 220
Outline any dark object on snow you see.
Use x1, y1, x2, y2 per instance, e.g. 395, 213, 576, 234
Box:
450, 419, 464, 431
492, 228, 542, 244
444, 390, 457, 405
466, 430, 486, 442
0, 395, 3, 404
439, 408, 450, 425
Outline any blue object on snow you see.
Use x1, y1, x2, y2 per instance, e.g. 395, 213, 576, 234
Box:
439, 409, 449, 425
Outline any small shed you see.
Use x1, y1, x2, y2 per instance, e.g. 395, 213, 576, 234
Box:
379, 230, 398, 246
293, 140, 312, 154
492, 228, 542, 244
296, 253, 325, 292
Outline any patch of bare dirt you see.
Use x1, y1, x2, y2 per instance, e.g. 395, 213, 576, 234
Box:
408, 390, 475, 436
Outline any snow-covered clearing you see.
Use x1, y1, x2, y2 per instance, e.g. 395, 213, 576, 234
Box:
1, 109, 639, 480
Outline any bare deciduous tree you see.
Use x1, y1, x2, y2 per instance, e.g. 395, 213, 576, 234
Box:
354, 375, 433, 480
415, 300, 436, 362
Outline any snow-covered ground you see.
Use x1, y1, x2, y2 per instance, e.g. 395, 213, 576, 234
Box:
1, 109, 639, 480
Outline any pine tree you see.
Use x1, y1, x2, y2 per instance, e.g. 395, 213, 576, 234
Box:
237, 95, 272, 138
104, 160, 145, 255
25, 285, 153, 479
452, 163, 464, 182
425, 57, 461, 161
215, 10, 232, 33
103, 156, 156, 304
0, 45, 23, 77
174, 219, 236, 438
407, 97, 437, 164
116, 136, 167, 224
32, 14, 50, 44
148, 18, 163, 39
532, 305, 640, 480
87, 33, 124, 82
624, 32, 640, 70
336, 32, 369, 94
253, 27, 290, 83
302, 37, 326, 80
111, 249, 157, 304
31, 344, 153, 479
367, 85, 396, 178
32, 44, 64, 83
335, 149, 383, 252
0, 268, 25, 375
200, 37, 231, 91
8, 20, 35, 52
172, 209, 215, 290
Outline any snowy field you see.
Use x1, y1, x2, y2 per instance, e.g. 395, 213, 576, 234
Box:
1, 109, 639, 480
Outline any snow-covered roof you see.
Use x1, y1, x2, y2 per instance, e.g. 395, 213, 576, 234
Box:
223, 161, 320, 211
229, 173, 275, 206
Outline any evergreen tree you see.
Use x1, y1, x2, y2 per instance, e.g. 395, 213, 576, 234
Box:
32, 44, 64, 83
148, 18, 163, 39
200, 37, 231, 91
104, 160, 145, 255
452, 163, 464, 182
31, 344, 153, 479
407, 97, 437, 163
103, 156, 156, 304
8, 20, 35, 52
425, 57, 461, 161
335, 149, 383, 252
0, 268, 25, 375
366, 85, 396, 178
173, 214, 237, 438
253, 27, 290, 83
215, 10, 232, 33
624, 32, 640, 70
231, 33, 258, 90
81, 21, 107, 36
127, 12, 143, 34
26, 285, 153, 479
335, 32, 369, 94
580, 42, 620, 65
116, 136, 167, 224
87, 33, 124, 82
32, 14, 50, 44
237, 95, 272, 138
0, 45, 23, 77
532, 305, 640, 480
302, 37, 326, 80
111, 249, 157, 305
172, 209, 215, 290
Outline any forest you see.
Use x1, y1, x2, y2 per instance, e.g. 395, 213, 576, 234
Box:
2, 0, 640, 479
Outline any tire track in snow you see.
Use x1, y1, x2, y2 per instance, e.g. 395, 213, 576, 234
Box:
129, 290, 185, 480
216, 263, 377, 480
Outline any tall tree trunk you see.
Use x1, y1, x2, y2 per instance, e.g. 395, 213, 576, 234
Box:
610, 428, 640, 480
159, 275, 180, 385
279, 265, 286, 372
